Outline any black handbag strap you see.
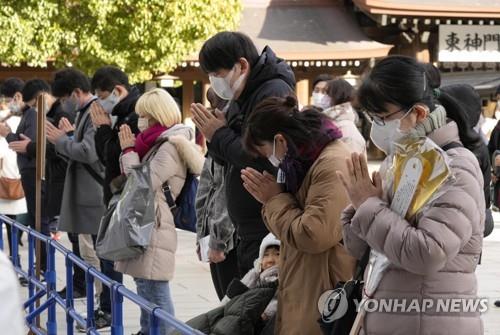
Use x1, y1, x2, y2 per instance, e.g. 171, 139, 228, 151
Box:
82, 163, 104, 186
441, 141, 463, 151
141, 137, 178, 210
354, 247, 371, 281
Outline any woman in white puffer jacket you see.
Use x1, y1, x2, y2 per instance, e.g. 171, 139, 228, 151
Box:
0, 110, 27, 258
322, 79, 366, 155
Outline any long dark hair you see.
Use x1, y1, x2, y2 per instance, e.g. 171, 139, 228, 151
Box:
244, 96, 331, 157
358, 55, 482, 151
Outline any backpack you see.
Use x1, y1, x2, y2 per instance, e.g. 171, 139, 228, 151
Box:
163, 172, 198, 232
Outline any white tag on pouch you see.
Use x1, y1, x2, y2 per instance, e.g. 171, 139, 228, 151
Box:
198, 235, 210, 263
390, 157, 423, 217
277, 168, 286, 184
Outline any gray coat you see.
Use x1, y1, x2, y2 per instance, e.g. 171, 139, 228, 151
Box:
55, 99, 105, 235
195, 156, 235, 252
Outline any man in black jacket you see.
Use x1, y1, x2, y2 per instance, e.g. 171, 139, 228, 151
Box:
90, 66, 140, 204
0, 78, 50, 272
193, 32, 296, 276
12, 80, 76, 223
86, 66, 140, 329
9, 79, 84, 293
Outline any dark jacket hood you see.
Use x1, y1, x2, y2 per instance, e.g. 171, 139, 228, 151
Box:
237, 46, 295, 103
112, 86, 141, 117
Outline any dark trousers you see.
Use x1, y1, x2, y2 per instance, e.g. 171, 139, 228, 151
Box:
67, 232, 87, 293
91, 234, 123, 314
236, 238, 262, 278
20, 169, 50, 272
5, 215, 20, 257
210, 246, 239, 300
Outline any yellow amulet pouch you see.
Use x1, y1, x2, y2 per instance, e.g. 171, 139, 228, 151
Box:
389, 137, 452, 220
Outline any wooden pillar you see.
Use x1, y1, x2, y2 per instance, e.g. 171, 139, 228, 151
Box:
182, 80, 194, 120
416, 49, 430, 63
296, 78, 310, 107
202, 81, 210, 107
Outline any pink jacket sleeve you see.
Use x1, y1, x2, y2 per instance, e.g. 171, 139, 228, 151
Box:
341, 205, 369, 260
348, 188, 477, 275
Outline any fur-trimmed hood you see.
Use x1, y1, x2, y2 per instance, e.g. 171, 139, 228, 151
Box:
157, 124, 205, 176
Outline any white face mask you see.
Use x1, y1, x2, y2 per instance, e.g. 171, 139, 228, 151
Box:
312, 92, 330, 110
138, 117, 150, 132
268, 137, 281, 167
209, 64, 246, 101
8, 100, 21, 114
61, 92, 79, 114
370, 109, 414, 154
370, 119, 404, 154
98, 89, 120, 114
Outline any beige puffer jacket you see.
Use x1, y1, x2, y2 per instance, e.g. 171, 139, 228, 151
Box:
115, 125, 204, 281
323, 102, 366, 155
342, 121, 484, 335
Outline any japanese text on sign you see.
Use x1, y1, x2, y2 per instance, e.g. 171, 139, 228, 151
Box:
439, 25, 500, 62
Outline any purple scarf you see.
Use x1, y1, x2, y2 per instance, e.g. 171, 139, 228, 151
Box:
280, 119, 342, 193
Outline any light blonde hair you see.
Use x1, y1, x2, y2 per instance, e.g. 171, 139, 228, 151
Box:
135, 88, 182, 127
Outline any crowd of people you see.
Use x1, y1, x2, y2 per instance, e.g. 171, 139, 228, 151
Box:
0, 30, 499, 335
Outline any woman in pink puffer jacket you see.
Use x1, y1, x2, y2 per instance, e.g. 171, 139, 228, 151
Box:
339, 56, 485, 335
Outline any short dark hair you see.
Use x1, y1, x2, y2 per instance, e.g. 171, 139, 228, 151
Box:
199, 31, 259, 73
91, 66, 130, 92
22, 79, 51, 102
264, 245, 280, 253
495, 85, 500, 96
1, 77, 25, 98
326, 79, 354, 106
312, 74, 334, 89
52, 68, 91, 98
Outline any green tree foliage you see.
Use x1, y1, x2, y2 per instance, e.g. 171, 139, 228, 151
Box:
0, 0, 241, 82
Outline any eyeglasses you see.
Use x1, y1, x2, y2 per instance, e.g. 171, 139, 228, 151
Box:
365, 106, 414, 126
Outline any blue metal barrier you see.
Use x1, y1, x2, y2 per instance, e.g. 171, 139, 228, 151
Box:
0, 215, 202, 335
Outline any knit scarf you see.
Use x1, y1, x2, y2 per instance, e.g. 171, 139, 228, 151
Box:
135, 123, 169, 159
412, 104, 447, 137
280, 118, 342, 193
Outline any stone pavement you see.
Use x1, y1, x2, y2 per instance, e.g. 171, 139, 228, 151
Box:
8, 229, 219, 334
3, 212, 500, 334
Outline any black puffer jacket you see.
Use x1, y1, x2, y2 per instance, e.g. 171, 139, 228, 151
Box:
25, 101, 75, 217
185, 281, 277, 335
207, 47, 296, 240
94, 87, 140, 205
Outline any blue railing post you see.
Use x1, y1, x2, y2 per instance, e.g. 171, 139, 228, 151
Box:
46, 242, 57, 335
1, 215, 201, 335
85, 269, 96, 330
111, 283, 124, 335
65, 256, 74, 335
0, 218, 4, 250
150, 308, 160, 335
11, 224, 19, 267
28, 233, 36, 318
